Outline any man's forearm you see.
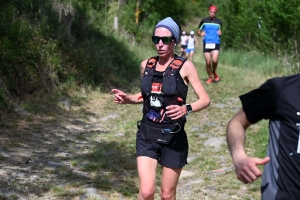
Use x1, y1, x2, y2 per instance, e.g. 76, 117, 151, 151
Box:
226, 109, 251, 162
226, 119, 247, 161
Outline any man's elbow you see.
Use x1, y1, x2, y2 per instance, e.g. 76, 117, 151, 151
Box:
204, 97, 211, 109
227, 110, 251, 132
226, 118, 236, 133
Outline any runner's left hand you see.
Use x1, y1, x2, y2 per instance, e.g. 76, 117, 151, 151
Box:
166, 105, 186, 119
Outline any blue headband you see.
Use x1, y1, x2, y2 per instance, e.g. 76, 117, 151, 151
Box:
154, 17, 180, 44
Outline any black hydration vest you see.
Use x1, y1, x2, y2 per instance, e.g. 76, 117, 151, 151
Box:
140, 55, 186, 124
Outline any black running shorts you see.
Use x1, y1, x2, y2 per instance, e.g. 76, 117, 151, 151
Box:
136, 128, 188, 169
181, 44, 187, 49
203, 43, 220, 53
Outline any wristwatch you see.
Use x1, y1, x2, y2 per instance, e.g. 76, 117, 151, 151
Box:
185, 104, 193, 113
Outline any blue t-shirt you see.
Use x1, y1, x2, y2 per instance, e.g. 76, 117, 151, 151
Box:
198, 17, 222, 44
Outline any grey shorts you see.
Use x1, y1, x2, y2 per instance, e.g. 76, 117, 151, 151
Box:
136, 128, 188, 169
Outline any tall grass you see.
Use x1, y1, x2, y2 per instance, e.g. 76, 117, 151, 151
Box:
219, 48, 292, 77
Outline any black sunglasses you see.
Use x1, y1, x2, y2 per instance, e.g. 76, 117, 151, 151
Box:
152, 36, 174, 44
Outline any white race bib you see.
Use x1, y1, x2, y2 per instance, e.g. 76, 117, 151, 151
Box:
150, 95, 162, 107
205, 43, 216, 49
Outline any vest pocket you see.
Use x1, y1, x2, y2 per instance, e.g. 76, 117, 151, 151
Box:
162, 75, 176, 96
145, 108, 166, 123
141, 75, 153, 98
139, 123, 180, 144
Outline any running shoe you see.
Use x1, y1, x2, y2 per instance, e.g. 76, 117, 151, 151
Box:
213, 72, 220, 82
206, 77, 214, 84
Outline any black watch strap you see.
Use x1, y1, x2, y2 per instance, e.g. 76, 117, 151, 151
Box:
185, 104, 193, 113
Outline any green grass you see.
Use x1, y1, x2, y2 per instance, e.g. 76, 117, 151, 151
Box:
219, 49, 288, 76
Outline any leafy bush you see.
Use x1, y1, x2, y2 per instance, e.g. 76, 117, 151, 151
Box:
118, 0, 200, 43
207, 0, 300, 56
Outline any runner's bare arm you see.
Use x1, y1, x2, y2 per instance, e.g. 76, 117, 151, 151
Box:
226, 109, 250, 160
181, 61, 210, 112
198, 30, 205, 37
111, 89, 143, 104
111, 60, 147, 104
195, 37, 199, 47
226, 109, 270, 183
197, 29, 202, 36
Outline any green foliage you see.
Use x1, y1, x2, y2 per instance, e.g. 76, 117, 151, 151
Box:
0, 0, 141, 100
251, 120, 269, 158
118, 0, 200, 43
205, 0, 300, 56
0, 1, 62, 95
0, 90, 10, 110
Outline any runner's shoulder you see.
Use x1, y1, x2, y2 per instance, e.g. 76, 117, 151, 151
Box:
182, 60, 195, 71
214, 18, 222, 24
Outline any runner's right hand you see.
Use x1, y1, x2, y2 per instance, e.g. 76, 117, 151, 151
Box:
111, 89, 128, 104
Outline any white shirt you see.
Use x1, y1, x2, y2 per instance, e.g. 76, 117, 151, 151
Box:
180, 35, 188, 45
187, 36, 195, 49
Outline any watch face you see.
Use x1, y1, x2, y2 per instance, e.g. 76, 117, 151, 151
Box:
186, 104, 192, 113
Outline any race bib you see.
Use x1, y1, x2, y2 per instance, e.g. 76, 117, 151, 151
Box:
205, 43, 216, 49
150, 95, 162, 107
